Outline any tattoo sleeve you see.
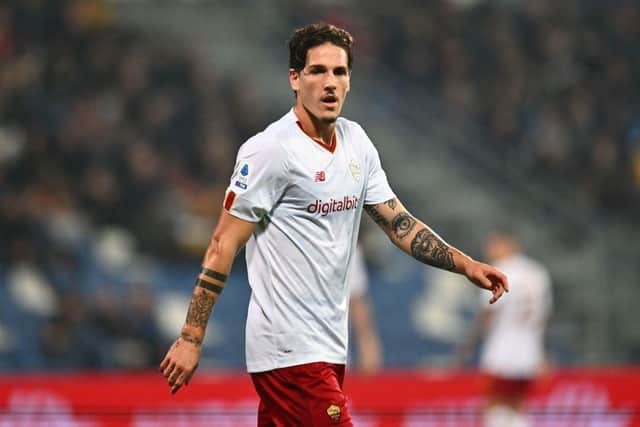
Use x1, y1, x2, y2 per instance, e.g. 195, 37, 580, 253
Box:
410, 228, 456, 271
385, 199, 397, 210
391, 212, 417, 240
364, 204, 389, 227
185, 292, 218, 328
185, 268, 226, 328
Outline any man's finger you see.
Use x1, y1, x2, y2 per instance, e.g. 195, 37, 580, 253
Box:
478, 275, 492, 291
171, 382, 183, 395
172, 373, 187, 391
168, 367, 183, 386
159, 356, 170, 372
496, 271, 509, 291
490, 285, 505, 304
162, 361, 176, 378
185, 364, 198, 386
171, 371, 189, 394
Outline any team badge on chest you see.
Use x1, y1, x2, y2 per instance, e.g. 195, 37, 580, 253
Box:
349, 160, 361, 182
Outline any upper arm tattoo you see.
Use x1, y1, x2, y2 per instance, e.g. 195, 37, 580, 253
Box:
364, 204, 389, 227
391, 212, 417, 240
411, 228, 455, 271
385, 199, 397, 210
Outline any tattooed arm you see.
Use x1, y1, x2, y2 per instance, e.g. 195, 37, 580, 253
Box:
160, 210, 256, 394
364, 198, 508, 302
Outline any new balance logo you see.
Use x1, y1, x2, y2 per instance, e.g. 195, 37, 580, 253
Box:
315, 171, 326, 182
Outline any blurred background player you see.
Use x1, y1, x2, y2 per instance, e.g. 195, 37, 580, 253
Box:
348, 244, 382, 375
456, 230, 553, 427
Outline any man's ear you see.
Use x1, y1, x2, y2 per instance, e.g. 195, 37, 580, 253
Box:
346, 70, 351, 94
289, 68, 300, 93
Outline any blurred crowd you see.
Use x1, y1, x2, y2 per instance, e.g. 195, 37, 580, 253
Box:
0, 0, 270, 369
1, 0, 639, 370
289, 0, 640, 220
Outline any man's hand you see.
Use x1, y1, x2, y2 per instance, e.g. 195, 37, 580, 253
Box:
160, 336, 202, 395
464, 260, 509, 304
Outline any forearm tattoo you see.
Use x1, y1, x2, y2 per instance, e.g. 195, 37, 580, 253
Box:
185, 292, 217, 328
185, 268, 226, 328
410, 228, 456, 271
391, 212, 417, 240
364, 204, 389, 227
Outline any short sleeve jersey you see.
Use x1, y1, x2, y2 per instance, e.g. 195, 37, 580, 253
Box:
224, 110, 395, 373
479, 254, 553, 378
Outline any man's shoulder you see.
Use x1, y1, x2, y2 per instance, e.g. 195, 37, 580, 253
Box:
241, 111, 297, 153
337, 116, 366, 134
262, 110, 298, 137
337, 116, 375, 152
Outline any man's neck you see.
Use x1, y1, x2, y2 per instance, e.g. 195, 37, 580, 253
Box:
293, 104, 335, 146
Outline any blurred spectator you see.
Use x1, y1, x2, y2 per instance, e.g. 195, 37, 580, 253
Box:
286, 0, 640, 220
0, 0, 269, 370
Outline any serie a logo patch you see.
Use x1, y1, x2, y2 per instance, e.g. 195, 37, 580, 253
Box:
234, 163, 251, 190
326, 404, 341, 422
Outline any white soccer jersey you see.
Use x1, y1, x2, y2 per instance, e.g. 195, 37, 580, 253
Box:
224, 109, 395, 373
348, 245, 369, 298
479, 254, 553, 378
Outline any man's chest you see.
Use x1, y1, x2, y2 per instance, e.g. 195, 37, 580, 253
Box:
281, 145, 366, 213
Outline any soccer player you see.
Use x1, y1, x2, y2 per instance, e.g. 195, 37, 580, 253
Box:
160, 23, 509, 426
457, 230, 552, 427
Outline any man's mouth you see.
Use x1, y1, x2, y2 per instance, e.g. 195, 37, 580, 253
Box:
321, 95, 338, 107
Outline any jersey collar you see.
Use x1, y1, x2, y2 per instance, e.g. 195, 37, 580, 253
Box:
296, 121, 337, 153
292, 109, 337, 154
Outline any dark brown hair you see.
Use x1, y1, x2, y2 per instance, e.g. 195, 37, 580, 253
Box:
288, 23, 354, 72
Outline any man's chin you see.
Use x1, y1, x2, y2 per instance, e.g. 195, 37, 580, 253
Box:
320, 112, 339, 124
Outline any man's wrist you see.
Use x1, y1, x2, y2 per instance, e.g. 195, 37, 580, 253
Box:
180, 332, 203, 347
457, 254, 475, 277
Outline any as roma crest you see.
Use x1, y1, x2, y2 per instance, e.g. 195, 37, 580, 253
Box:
349, 160, 361, 182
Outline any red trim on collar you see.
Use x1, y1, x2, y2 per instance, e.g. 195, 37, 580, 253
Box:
296, 121, 337, 154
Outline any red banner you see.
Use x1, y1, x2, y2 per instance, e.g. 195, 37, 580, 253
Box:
1, 368, 639, 426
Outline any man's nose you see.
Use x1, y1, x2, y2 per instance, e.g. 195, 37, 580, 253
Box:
323, 73, 337, 89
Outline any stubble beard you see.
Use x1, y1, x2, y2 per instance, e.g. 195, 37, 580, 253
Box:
319, 104, 340, 124
321, 114, 338, 124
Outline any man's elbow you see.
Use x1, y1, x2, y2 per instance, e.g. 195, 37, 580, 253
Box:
205, 232, 241, 263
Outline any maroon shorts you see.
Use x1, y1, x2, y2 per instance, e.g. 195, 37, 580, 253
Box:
250, 362, 353, 427
484, 373, 534, 402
